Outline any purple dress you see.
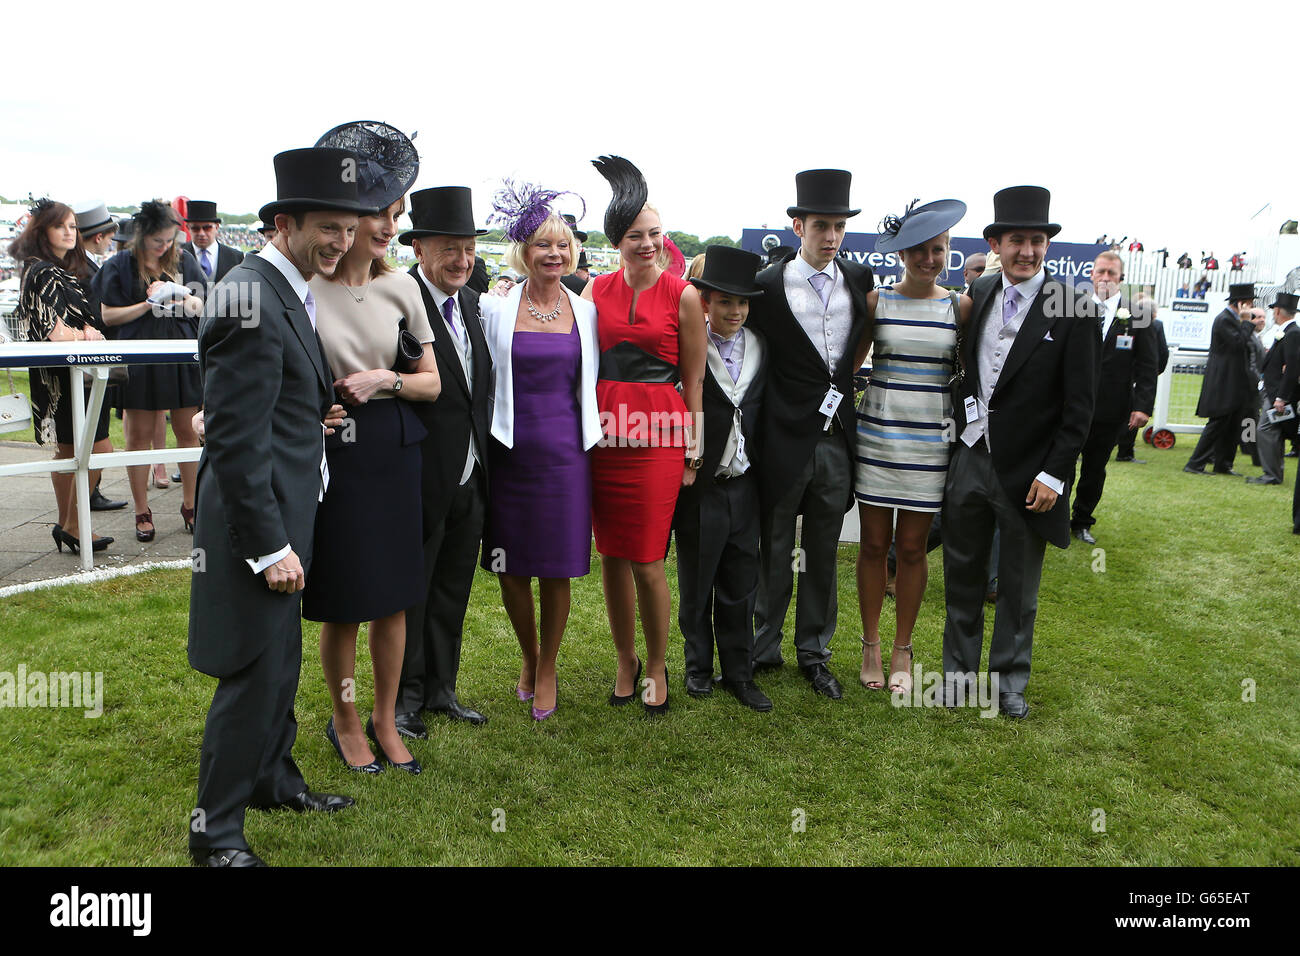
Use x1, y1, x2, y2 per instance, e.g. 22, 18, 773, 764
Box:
481, 322, 592, 578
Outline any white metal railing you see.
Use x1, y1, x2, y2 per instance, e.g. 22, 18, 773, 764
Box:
1118, 249, 1260, 307
0, 340, 201, 571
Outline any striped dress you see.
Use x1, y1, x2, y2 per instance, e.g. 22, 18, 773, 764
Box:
853, 290, 958, 512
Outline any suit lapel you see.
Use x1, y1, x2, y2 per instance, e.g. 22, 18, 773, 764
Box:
965, 275, 999, 394
244, 255, 329, 393
761, 262, 829, 370
461, 289, 489, 389
994, 277, 1059, 394
409, 265, 470, 398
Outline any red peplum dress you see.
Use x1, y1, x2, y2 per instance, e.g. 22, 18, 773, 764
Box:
590, 268, 690, 562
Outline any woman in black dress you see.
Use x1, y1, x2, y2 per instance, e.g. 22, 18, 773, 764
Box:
92, 201, 205, 542
9, 199, 115, 553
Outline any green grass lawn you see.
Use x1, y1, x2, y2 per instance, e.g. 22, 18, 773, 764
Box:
1, 443, 1298, 866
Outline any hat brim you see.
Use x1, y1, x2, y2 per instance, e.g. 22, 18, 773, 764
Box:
184, 216, 222, 224
689, 278, 764, 298
982, 221, 1061, 241
787, 206, 861, 219
397, 227, 490, 246
77, 219, 117, 235
259, 198, 381, 224
874, 200, 967, 253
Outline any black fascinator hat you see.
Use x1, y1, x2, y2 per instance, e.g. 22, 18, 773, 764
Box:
133, 199, 181, 237
592, 155, 648, 246
315, 120, 420, 212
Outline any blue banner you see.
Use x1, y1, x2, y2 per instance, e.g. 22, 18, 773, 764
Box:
741, 228, 1108, 288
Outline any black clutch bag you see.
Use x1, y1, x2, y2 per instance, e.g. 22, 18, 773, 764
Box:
394, 316, 421, 373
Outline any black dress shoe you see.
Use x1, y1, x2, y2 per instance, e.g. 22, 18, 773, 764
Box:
721, 679, 772, 712
999, 693, 1030, 719
393, 711, 428, 739
1183, 465, 1208, 475
751, 659, 783, 674
89, 487, 127, 510
642, 664, 670, 716
1212, 468, 1243, 476
799, 663, 843, 699
428, 700, 487, 725
171, 470, 182, 483
685, 674, 714, 697
1072, 527, 1097, 545
268, 790, 355, 813
1246, 475, 1281, 485
190, 847, 267, 867
608, 657, 642, 706
1116, 456, 1147, 464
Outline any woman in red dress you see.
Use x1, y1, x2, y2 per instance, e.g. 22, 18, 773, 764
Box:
584, 156, 706, 714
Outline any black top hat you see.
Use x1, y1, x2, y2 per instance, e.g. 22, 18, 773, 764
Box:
983, 186, 1060, 240
786, 169, 860, 219
1269, 291, 1298, 313
184, 200, 222, 223
561, 213, 588, 242
258, 147, 380, 224
113, 217, 134, 242
1227, 282, 1256, 302
314, 121, 419, 212
689, 245, 764, 298
398, 187, 487, 245
766, 245, 795, 265
875, 199, 967, 253
576, 249, 590, 270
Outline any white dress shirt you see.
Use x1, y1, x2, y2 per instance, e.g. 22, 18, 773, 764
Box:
1094, 290, 1121, 340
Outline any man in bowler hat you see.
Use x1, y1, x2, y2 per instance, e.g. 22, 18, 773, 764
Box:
394, 187, 493, 734
1184, 282, 1262, 476
746, 169, 874, 699
182, 200, 244, 284
187, 147, 375, 866
942, 186, 1101, 718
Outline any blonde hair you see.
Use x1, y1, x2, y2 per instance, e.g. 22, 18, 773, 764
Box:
687, 252, 707, 280
504, 213, 577, 278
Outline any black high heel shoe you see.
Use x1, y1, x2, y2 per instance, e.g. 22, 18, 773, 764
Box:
365, 716, 422, 775
608, 657, 642, 706
53, 526, 113, 553
643, 663, 670, 716
325, 716, 383, 774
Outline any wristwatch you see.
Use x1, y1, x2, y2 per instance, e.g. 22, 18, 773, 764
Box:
392, 372, 403, 392
688, 457, 704, 470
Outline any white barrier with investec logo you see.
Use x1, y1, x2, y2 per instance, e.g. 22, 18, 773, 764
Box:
0, 340, 201, 571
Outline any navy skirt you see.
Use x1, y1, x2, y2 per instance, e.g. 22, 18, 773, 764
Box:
302, 398, 427, 623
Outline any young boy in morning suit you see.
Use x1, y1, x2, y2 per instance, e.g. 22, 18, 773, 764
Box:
672, 246, 772, 711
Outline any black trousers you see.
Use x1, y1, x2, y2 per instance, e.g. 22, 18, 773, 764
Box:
1186, 412, 1245, 472
1116, 424, 1138, 459
191, 625, 308, 851
675, 474, 760, 683
1071, 418, 1125, 530
397, 466, 486, 714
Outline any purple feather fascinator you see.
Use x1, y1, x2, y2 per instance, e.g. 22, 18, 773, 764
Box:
489, 179, 586, 243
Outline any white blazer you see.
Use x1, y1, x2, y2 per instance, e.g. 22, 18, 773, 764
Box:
479, 280, 603, 451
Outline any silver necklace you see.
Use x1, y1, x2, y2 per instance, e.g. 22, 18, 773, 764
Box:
525, 282, 563, 322
342, 280, 370, 303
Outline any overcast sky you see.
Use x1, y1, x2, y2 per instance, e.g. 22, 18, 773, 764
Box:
4, 0, 1297, 257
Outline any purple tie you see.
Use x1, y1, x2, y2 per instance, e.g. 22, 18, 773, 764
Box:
304, 289, 317, 330
442, 295, 460, 343
809, 271, 831, 307
201, 248, 213, 279
1002, 285, 1019, 327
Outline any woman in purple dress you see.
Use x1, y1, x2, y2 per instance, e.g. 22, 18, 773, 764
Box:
479, 188, 601, 720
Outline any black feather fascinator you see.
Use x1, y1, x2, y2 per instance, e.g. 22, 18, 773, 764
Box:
591, 155, 648, 246
133, 199, 181, 236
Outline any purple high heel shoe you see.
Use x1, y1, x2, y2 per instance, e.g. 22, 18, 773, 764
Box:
515, 684, 534, 702
531, 672, 557, 721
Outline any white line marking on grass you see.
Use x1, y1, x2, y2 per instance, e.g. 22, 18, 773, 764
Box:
0, 560, 190, 598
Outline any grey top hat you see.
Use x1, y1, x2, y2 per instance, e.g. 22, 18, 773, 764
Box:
73, 201, 116, 235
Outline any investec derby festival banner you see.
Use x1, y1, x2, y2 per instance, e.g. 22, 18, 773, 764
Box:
741, 228, 1108, 288
1162, 297, 1217, 350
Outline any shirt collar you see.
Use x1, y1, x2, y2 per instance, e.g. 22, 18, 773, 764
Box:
416, 266, 457, 314
791, 250, 839, 282
1002, 267, 1046, 302
708, 325, 740, 349
258, 240, 310, 305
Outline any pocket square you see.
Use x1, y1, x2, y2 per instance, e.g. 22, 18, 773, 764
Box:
1043, 331, 1054, 342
